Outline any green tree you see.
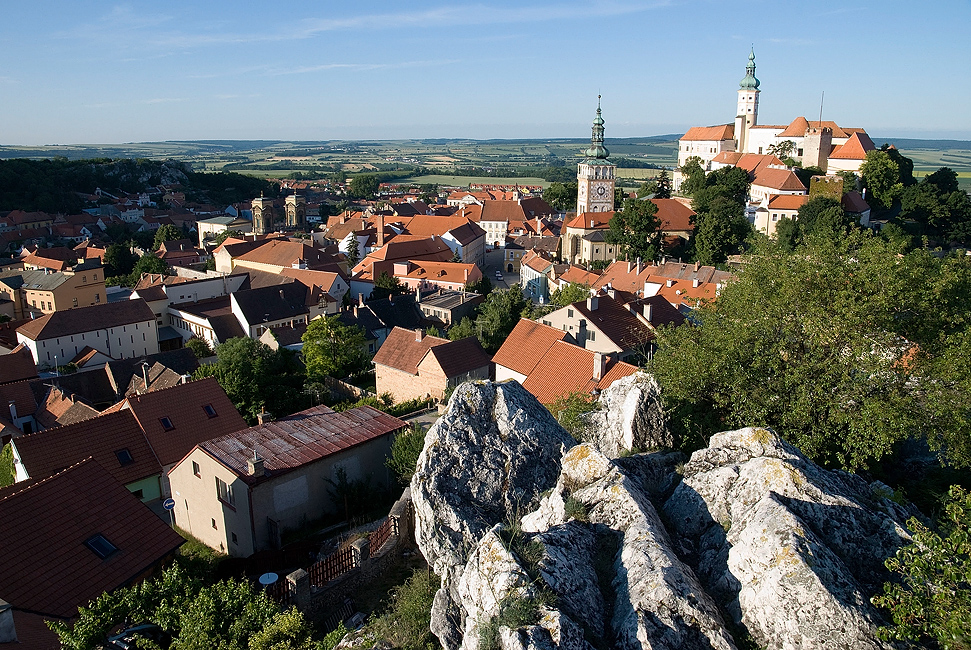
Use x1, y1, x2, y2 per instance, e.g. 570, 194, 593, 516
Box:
652, 170, 672, 199
371, 272, 409, 301
549, 282, 590, 307
447, 316, 477, 341
104, 242, 137, 277
213, 229, 244, 246
386, 424, 427, 485
796, 196, 855, 241
185, 337, 213, 359
543, 181, 577, 212
301, 315, 369, 381
608, 197, 662, 262
678, 156, 707, 196
346, 236, 360, 266
194, 337, 306, 423
472, 285, 529, 353
768, 139, 796, 160
465, 276, 493, 296
153, 224, 183, 250
0, 443, 14, 488
349, 174, 379, 200
874, 485, 971, 649
693, 196, 752, 265
649, 233, 971, 470
925, 166, 960, 194
861, 149, 904, 213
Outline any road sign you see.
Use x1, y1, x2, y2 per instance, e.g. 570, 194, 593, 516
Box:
162, 498, 176, 511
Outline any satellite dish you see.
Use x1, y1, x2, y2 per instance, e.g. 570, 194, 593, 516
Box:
259, 573, 278, 586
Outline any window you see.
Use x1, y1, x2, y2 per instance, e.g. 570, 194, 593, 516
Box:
202, 404, 218, 418
132, 489, 144, 500
567, 309, 574, 318
212, 518, 218, 529
84, 534, 118, 559
159, 417, 174, 431
82, 275, 87, 283
193, 461, 201, 477
115, 448, 134, 466
231, 532, 238, 545
94, 273, 98, 280
73, 298, 78, 307
216, 477, 235, 506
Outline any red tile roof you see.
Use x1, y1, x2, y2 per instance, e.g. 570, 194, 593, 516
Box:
492, 319, 568, 377
556, 266, 600, 286
521, 340, 638, 404
0, 458, 184, 618
397, 261, 481, 286
680, 124, 735, 141
778, 117, 855, 139
122, 377, 247, 466
193, 404, 406, 484
565, 211, 614, 230
0, 344, 37, 385
829, 131, 875, 160
569, 294, 658, 350
13, 410, 161, 485
753, 168, 807, 192
371, 327, 449, 374
592, 260, 652, 293
652, 198, 696, 233
16, 299, 155, 341
0, 380, 37, 419
767, 194, 809, 211
419, 337, 491, 377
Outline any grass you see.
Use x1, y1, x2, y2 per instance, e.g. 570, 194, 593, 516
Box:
360, 564, 439, 650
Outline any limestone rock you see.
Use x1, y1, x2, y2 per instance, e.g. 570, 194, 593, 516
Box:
579, 371, 671, 457
664, 427, 911, 650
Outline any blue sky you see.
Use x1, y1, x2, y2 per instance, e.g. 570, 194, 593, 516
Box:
2, 0, 969, 144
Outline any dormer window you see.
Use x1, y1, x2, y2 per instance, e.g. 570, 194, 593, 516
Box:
202, 404, 218, 418
84, 534, 118, 559
159, 417, 174, 431
115, 449, 134, 466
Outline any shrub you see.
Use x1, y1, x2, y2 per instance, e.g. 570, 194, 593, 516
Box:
364, 568, 440, 650
387, 424, 427, 486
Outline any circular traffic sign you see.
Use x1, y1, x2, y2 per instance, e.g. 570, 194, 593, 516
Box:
162, 498, 176, 511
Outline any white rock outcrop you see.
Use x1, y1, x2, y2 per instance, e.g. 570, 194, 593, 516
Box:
579, 372, 671, 458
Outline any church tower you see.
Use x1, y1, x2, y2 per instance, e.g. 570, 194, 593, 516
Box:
576, 97, 616, 214
251, 194, 275, 235
735, 49, 760, 153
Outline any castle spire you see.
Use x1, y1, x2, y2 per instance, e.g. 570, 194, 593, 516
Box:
739, 49, 760, 90
584, 96, 609, 160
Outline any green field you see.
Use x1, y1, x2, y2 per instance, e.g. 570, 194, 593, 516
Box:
398, 175, 551, 188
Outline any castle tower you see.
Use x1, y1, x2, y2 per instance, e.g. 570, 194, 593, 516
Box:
802, 126, 833, 172
576, 97, 616, 214
251, 194, 275, 235
735, 49, 760, 153
284, 194, 307, 229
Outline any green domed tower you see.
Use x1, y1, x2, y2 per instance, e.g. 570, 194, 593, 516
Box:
576, 97, 616, 214
735, 49, 761, 152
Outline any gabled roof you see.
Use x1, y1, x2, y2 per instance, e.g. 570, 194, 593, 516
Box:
232, 282, 310, 326
734, 153, 786, 175
234, 239, 337, 270
565, 211, 614, 230
556, 266, 599, 286
568, 294, 657, 350
492, 319, 568, 377
651, 199, 696, 233
479, 200, 527, 223
33, 385, 99, 429
0, 380, 38, 419
122, 377, 247, 466
13, 410, 161, 485
0, 344, 37, 385
521, 250, 554, 274
372, 326, 448, 375
396, 215, 486, 245
828, 131, 875, 160
280, 267, 344, 293
680, 124, 735, 141
841, 190, 870, 214
521, 340, 638, 404
778, 117, 856, 139
711, 151, 745, 166
767, 194, 809, 211
418, 336, 491, 378
16, 299, 155, 341
752, 168, 807, 192
398, 261, 481, 285
0, 458, 184, 619
192, 405, 406, 485
592, 260, 652, 293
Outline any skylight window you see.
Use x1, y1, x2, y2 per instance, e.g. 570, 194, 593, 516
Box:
115, 449, 134, 466
202, 404, 218, 418
159, 417, 174, 431
84, 534, 118, 559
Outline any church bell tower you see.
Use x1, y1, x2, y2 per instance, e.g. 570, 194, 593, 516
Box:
576, 97, 616, 214
735, 49, 760, 153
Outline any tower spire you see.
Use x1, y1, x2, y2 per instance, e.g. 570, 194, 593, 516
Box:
584, 97, 609, 160
739, 49, 760, 90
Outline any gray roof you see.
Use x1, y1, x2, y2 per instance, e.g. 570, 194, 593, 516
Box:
0, 269, 71, 292
419, 290, 484, 311
16, 299, 156, 341
232, 283, 309, 326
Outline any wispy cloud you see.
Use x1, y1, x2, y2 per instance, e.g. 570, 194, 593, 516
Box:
140, 97, 186, 105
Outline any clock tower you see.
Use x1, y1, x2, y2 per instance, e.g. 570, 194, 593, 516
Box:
576, 97, 615, 214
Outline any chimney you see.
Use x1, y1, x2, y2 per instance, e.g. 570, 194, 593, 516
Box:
636, 257, 642, 274
606, 288, 615, 299
0, 600, 16, 644
279, 289, 285, 301
358, 293, 365, 307
592, 352, 606, 382
247, 450, 265, 477
694, 260, 701, 272
256, 409, 273, 425
464, 268, 469, 281
181, 374, 190, 384
643, 302, 653, 322
626, 260, 632, 273
587, 295, 598, 311
141, 362, 151, 393
8, 400, 16, 422
415, 328, 423, 342
377, 214, 385, 247
693, 278, 700, 288
590, 220, 594, 228
666, 279, 673, 287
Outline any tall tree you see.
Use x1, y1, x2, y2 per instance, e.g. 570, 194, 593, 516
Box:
549, 282, 591, 307
861, 149, 908, 213
371, 271, 409, 301
608, 197, 663, 262
543, 182, 578, 212
678, 156, 707, 196
472, 285, 529, 353
693, 196, 752, 265
349, 174, 379, 200
302, 315, 369, 381
153, 224, 185, 250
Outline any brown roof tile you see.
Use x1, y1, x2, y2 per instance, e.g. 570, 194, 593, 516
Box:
521, 340, 638, 404
0, 344, 37, 385
652, 198, 696, 232
753, 168, 807, 192
828, 131, 875, 160
419, 337, 491, 377
0, 458, 184, 618
492, 319, 568, 377
372, 326, 448, 375
767, 194, 809, 210
16, 299, 155, 341
680, 124, 735, 141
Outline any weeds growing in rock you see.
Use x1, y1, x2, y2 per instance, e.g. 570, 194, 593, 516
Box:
478, 590, 555, 650
564, 496, 591, 523
362, 567, 440, 650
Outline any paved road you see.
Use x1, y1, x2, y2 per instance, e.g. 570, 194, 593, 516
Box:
482, 248, 521, 290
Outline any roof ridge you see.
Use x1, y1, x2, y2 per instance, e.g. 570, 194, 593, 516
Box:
0, 455, 96, 503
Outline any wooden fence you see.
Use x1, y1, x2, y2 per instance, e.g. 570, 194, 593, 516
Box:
266, 578, 292, 607
369, 516, 395, 555
308, 546, 355, 589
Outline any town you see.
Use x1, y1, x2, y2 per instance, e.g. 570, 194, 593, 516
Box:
2, 47, 971, 650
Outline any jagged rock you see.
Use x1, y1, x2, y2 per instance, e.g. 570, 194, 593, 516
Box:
499, 609, 592, 650
525, 444, 736, 650
579, 372, 671, 458
614, 450, 686, 499
664, 427, 913, 650
412, 381, 576, 649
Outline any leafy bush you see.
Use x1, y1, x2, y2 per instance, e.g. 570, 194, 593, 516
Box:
546, 392, 600, 441
363, 568, 440, 650
387, 424, 427, 486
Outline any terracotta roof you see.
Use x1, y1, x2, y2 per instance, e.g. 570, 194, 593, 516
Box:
372, 326, 449, 374
492, 319, 568, 377
828, 132, 875, 160
0, 344, 37, 385
419, 336, 491, 377
16, 299, 155, 341
778, 117, 852, 139
280, 267, 344, 293
680, 124, 735, 141
570, 294, 657, 350
6, 610, 60, 650
521, 340, 638, 404
591, 260, 652, 293
0, 380, 37, 418
398, 261, 481, 285
33, 386, 99, 429
521, 250, 554, 274
565, 211, 614, 230
234, 240, 336, 270
651, 199, 696, 233
193, 404, 406, 485
767, 194, 809, 211
396, 215, 486, 245
479, 201, 528, 223
353, 237, 453, 281
734, 153, 786, 175
0, 458, 184, 619
13, 410, 161, 485
122, 377, 247, 466
711, 151, 744, 165
752, 168, 807, 192
556, 266, 599, 286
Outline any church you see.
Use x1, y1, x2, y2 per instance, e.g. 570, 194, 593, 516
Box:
674, 50, 876, 189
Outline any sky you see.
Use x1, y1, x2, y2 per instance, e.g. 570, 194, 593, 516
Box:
2, 0, 970, 145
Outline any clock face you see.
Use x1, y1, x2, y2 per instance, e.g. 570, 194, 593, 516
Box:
596, 184, 607, 197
